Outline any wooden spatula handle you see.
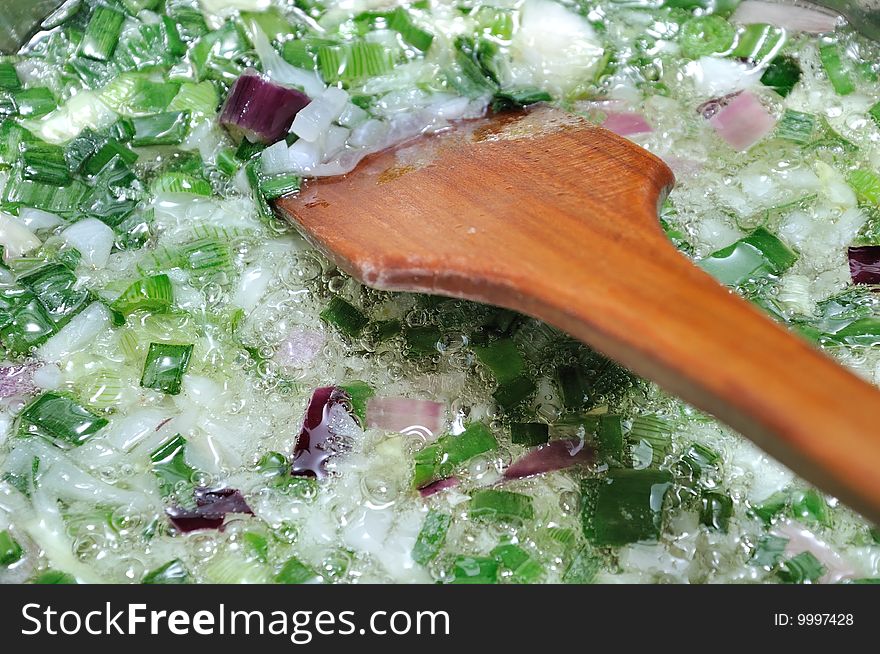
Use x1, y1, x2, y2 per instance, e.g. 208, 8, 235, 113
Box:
501, 212, 880, 524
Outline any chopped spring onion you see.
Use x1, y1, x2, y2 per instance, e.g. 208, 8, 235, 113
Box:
699, 226, 797, 287
141, 342, 194, 395
819, 43, 855, 95
387, 7, 434, 52
700, 491, 734, 532
750, 534, 789, 568
320, 296, 369, 338
151, 171, 212, 196
848, 169, 880, 206
317, 42, 395, 85
778, 551, 825, 583
775, 110, 816, 144
491, 543, 543, 583
680, 442, 721, 482
582, 468, 673, 546
219, 71, 311, 145
17, 391, 108, 447
80, 5, 126, 62
629, 414, 673, 466
111, 274, 174, 315
0, 530, 23, 565
563, 545, 599, 584
338, 380, 374, 424
150, 434, 196, 497
0, 63, 21, 90
403, 325, 441, 356
596, 414, 625, 461
449, 556, 498, 584
469, 489, 535, 523
510, 422, 549, 446
33, 570, 77, 584
143, 559, 190, 584
99, 74, 180, 116
275, 556, 321, 584
256, 171, 301, 201
761, 56, 801, 97
412, 422, 497, 488
18, 262, 90, 322
10, 88, 57, 119
473, 338, 525, 383
679, 16, 736, 59
491, 88, 553, 112
869, 101, 880, 128
790, 489, 830, 526
493, 375, 537, 409
731, 23, 785, 63
20, 141, 71, 186
168, 81, 220, 117
82, 141, 138, 176
130, 111, 191, 147
556, 364, 590, 410
412, 510, 451, 565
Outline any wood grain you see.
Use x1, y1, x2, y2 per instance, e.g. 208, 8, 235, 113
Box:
278, 105, 880, 524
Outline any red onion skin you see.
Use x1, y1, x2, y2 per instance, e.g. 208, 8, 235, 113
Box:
848, 246, 880, 285
504, 439, 596, 481
219, 70, 311, 144
366, 396, 445, 438
167, 487, 253, 533
292, 386, 354, 479
418, 477, 460, 497
707, 91, 777, 151
602, 112, 652, 137
0, 363, 38, 398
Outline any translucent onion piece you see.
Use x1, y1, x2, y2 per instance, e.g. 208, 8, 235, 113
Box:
707, 91, 777, 151
731, 1, 841, 33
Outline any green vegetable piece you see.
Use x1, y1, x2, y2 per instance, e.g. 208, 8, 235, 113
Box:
700, 491, 734, 532
320, 296, 369, 337
339, 380, 374, 424
629, 414, 673, 466
242, 532, 270, 562
18, 263, 90, 322
493, 374, 537, 409
141, 342, 194, 395
0, 530, 23, 565
18, 392, 108, 447
80, 5, 125, 61
597, 414, 625, 461
699, 226, 797, 287
819, 43, 855, 96
681, 442, 721, 481
0, 62, 21, 90
470, 489, 534, 523
143, 559, 190, 584
413, 422, 497, 488
473, 338, 525, 383
150, 434, 196, 496
582, 468, 673, 546
82, 140, 138, 176
257, 451, 290, 478
412, 511, 451, 565
753, 490, 789, 523
404, 325, 442, 355
790, 489, 829, 526
112, 274, 174, 315
510, 422, 549, 446
732, 23, 784, 64
387, 7, 434, 51
849, 169, 880, 206
11, 88, 57, 119
491, 543, 543, 583
491, 88, 552, 112
0, 297, 57, 354
33, 569, 76, 584
21, 141, 71, 186
750, 534, 788, 568
275, 556, 321, 584
449, 556, 498, 584
869, 101, 880, 128
257, 172, 301, 201
679, 16, 735, 59
168, 81, 220, 117
557, 365, 590, 409
778, 551, 825, 584
318, 42, 395, 84
775, 110, 816, 144
130, 111, 190, 146
563, 545, 599, 584
761, 56, 801, 97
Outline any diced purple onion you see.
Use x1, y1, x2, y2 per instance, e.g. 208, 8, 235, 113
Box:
602, 112, 652, 137
705, 91, 777, 151
366, 396, 445, 440
848, 246, 880, 285
292, 386, 359, 479
503, 439, 596, 481
418, 476, 460, 497
166, 487, 253, 533
219, 70, 311, 145
275, 326, 325, 370
0, 363, 38, 398
731, 1, 841, 34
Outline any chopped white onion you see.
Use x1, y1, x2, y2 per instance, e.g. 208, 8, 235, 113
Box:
337, 102, 369, 128
686, 57, 764, 97
61, 218, 115, 268
17, 208, 64, 231
291, 87, 349, 142
38, 302, 112, 363
0, 213, 41, 262
260, 139, 296, 175
349, 119, 390, 148
322, 124, 351, 161
275, 326, 325, 370
731, 1, 841, 34
31, 363, 62, 390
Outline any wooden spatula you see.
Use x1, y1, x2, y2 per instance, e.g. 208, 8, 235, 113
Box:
277, 105, 880, 524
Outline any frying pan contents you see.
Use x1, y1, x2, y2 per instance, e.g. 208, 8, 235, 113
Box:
0, 0, 878, 584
